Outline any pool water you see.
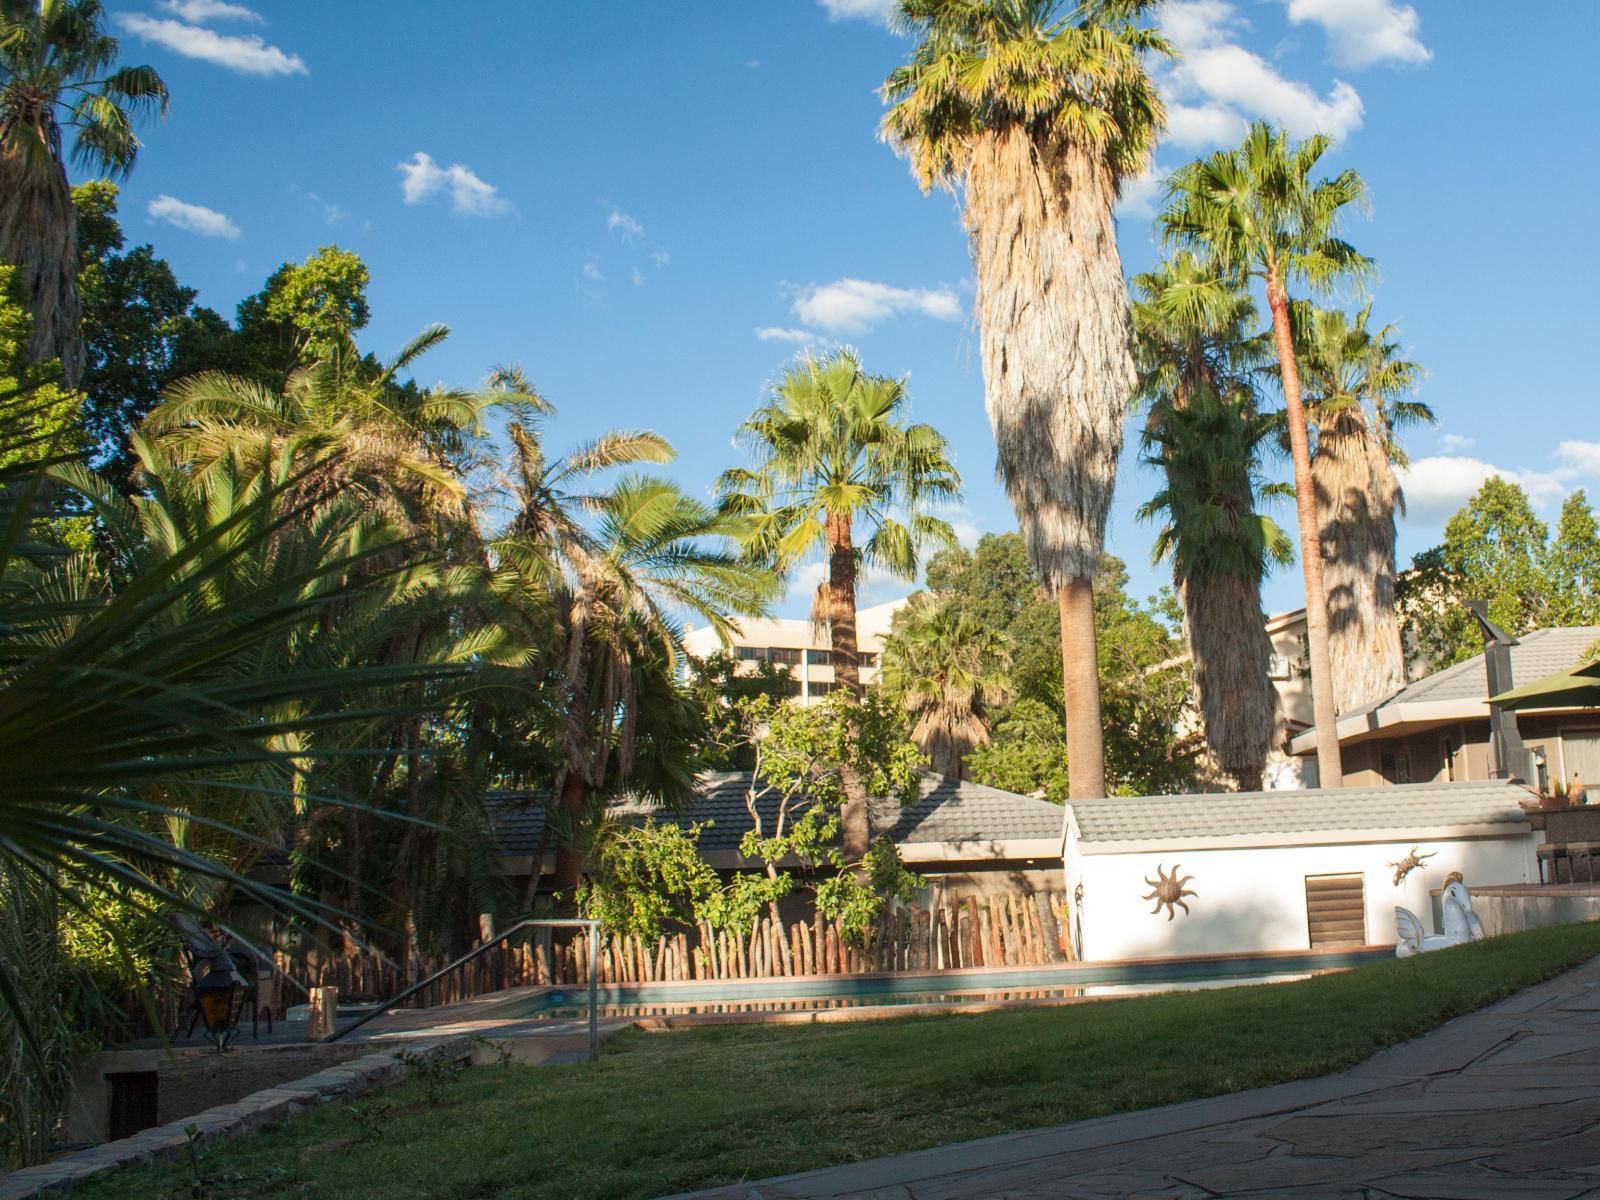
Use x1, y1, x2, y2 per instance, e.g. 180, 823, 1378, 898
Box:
513, 949, 1384, 1021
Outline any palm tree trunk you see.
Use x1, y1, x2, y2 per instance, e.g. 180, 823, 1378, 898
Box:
0, 151, 85, 388
826, 514, 860, 695
1267, 273, 1344, 788
826, 513, 873, 862
1058, 579, 1106, 799
552, 771, 586, 900
1186, 574, 1278, 791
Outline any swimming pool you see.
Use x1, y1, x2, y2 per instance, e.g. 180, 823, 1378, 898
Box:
508, 948, 1387, 1021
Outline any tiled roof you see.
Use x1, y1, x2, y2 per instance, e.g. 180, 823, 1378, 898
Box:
1068, 779, 1530, 847
1354, 626, 1600, 717
486, 773, 1063, 861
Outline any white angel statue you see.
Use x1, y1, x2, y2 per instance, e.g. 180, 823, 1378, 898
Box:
1395, 874, 1484, 957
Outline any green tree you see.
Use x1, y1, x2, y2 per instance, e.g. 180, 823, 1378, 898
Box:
964, 698, 1070, 801
233, 245, 371, 379
717, 348, 958, 860
0, 262, 81, 468
1161, 122, 1373, 787
882, 0, 1168, 801
71, 181, 219, 481
1296, 302, 1430, 711
0, 0, 167, 386
1400, 477, 1550, 668
1547, 490, 1600, 627
879, 593, 1011, 779
687, 651, 797, 771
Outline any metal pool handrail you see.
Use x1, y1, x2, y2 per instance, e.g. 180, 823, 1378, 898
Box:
320, 918, 601, 1056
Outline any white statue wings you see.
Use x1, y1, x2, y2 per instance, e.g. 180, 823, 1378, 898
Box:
1395, 879, 1484, 957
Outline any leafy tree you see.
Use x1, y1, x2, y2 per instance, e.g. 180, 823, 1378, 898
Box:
1400, 477, 1550, 668
687, 651, 797, 771
923, 534, 1196, 794
964, 698, 1070, 801
882, 0, 1168, 801
718, 348, 958, 860
0, 262, 81, 468
0, 0, 167, 386
724, 691, 924, 953
1296, 301, 1430, 711
233, 245, 371, 379
71, 181, 219, 481
1161, 122, 1372, 788
1548, 490, 1600, 627
879, 593, 1011, 779
576, 820, 722, 941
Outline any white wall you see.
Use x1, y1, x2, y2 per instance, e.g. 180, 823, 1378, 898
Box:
1068, 835, 1535, 962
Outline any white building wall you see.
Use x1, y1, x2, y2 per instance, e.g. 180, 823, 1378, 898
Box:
1069, 835, 1535, 962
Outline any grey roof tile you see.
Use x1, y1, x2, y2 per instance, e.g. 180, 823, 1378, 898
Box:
486, 773, 1063, 860
1350, 626, 1600, 718
1068, 778, 1531, 845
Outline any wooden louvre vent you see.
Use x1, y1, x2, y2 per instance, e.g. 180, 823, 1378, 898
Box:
1305, 874, 1366, 948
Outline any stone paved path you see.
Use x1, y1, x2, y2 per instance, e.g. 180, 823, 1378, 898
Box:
677, 955, 1600, 1199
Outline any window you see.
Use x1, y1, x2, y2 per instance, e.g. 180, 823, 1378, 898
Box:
1440, 736, 1456, 782
807, 649, 832, 666
859, 652, 878, 668
1305, 874, 1365, 948
810, 681, 836, 697
1379, 749, 1411, 785
735, 645, 765, 662
1563, 730, 1600, 789
1267, 653, 1292, 681
768, 647, 801, 666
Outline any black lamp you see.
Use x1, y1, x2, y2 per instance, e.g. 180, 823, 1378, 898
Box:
192, 956, 246, 1052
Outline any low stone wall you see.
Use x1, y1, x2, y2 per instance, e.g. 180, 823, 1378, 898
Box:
1472, 893, 1600, 938
1, 1037, 473, 1200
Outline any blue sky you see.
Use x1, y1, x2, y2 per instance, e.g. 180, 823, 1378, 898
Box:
97, 0, 1600, 618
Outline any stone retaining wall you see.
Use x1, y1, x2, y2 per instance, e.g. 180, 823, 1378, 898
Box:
0, 1037, 473, 1200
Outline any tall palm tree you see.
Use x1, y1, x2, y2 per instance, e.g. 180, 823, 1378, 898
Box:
718, 348, 959, 861
1, 0, 167, 386
1296, 303, 1429, 711
879, 594, 1012, 779
717, 348, 960, 696
499, 405, 777, 894
1133, 256, 1288, 791
881, 0, 1167, 800
1138, 391, 1293, 790
1160, 122, 1373, 788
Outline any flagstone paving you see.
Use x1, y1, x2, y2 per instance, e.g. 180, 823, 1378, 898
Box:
677, 953, 1600, 1199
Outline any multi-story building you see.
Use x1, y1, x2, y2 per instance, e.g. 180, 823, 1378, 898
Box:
682, 599, 905, 704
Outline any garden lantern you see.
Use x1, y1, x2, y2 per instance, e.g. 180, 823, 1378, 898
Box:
192, 957, 246, 1052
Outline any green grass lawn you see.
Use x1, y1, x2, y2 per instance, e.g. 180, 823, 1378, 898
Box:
84, 923, 1600, 1200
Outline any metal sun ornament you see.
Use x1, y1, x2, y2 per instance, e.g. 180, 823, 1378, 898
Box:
1142, 864, 1196, 921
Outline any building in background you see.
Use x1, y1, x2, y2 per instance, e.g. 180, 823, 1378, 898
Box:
682, 599, 905, 704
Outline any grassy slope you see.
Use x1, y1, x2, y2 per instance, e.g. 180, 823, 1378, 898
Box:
86, 923, 1600, 1200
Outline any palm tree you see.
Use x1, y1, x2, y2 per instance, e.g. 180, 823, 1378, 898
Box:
1295, 303, 1429, 711
144, 326, 499, 531
1160, 122, 1373, 788
1, 0, 167, 386
498, 403, 777, 894
881, 0, 1167, 800
1138, 391, 1292, 790
879, 594, 1012, 779
1132, 256, 1288, 791
718, 348, 960, 695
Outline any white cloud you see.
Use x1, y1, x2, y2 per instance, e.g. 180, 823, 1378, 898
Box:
1438, 433, 1476, 453
1557, 441, 1600, 478
146, 194, 240, 239
1159, 1, 1364, 142
651, 248, 670, 268
115, 14, 305, 75
817, 0, 894, 23
755, 327, 818, 344
1285, 0, 1430, 69
1116, 162, 1168, 219
397, 152, 510, 217
606, 208, 644, 240
156, 0, 261, 23
791, 278, 961, 334
1164, 101, 1247, 149
631, 267, 647, 287
1399, 456, 1568, 524
581, 257, 604, 283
